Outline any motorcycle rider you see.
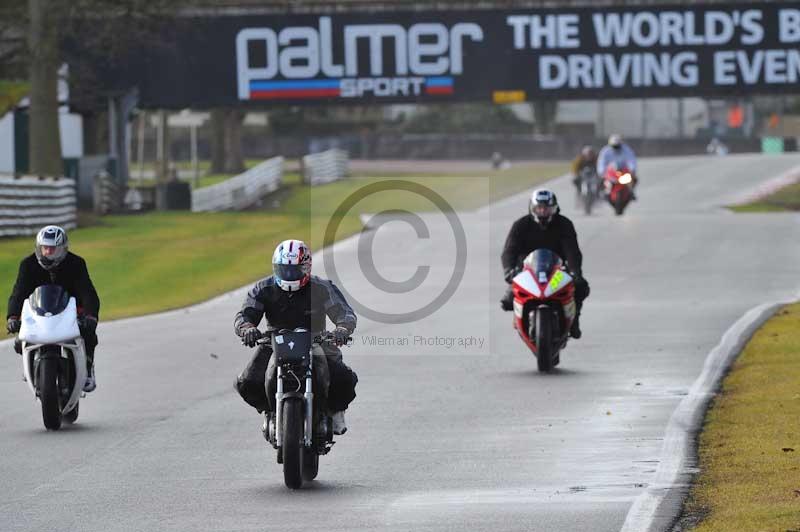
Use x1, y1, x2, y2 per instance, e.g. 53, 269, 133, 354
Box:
597, 134, 639, 191
234, 239, 358, 435
6, 225, 100, 392
571, 145, 598, 194
499, 189, 590, 339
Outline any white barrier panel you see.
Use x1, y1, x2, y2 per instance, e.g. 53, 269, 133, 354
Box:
302, 149, 348, 186
191, 157, 284, 212
0, 175, 77, 238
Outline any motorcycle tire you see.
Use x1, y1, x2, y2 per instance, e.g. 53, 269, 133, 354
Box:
39, 355, 62, 431
302, 447, 319, 481
281, 398, 304, 489
535, 310, 555, 373
63, 403, 79, 424
614, 198, 627, 216
583, 188, 593, 215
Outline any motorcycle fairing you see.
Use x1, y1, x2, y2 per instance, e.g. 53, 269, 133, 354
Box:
19, 297, 80, 344
544, 270, 573, 298
512, 269, 541, 298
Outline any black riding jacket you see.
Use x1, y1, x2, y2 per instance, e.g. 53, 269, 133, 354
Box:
7, 252, 100, 319
501, 214, 583, 276
234, 275, 357, 337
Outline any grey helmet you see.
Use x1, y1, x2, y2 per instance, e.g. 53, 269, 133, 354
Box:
529, 189, 559, 228
35, 225, 68, 270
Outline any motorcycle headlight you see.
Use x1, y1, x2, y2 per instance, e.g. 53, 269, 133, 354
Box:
619, 173, 632, 185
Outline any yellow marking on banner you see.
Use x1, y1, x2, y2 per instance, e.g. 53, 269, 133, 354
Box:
493, 90, 526, 104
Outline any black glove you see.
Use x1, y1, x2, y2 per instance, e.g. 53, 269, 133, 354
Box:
79, 315, 98, 334
6, 316, 20, 335
332, 326, 350, 347
504, 268, 517, 284
242, 326, 262, 348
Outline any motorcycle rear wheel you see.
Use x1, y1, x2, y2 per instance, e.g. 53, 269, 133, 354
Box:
302, 447, 319, 481
39, 356, 62, 430
281, 399, 304, 489
535, 310, 555, 373
63, 403, 79, 424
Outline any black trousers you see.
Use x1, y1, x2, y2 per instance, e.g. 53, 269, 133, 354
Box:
235, 344, 358, 413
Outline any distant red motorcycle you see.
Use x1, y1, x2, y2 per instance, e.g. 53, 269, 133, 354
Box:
603, 164, 635, 215
511, 249, 576, 372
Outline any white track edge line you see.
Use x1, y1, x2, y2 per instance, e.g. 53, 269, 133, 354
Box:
619, 292, 799, 532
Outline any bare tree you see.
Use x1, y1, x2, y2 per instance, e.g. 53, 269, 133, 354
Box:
25, 0, 182, 176
28, 0, 61, 176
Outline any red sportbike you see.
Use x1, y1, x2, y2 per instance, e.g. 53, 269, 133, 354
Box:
603, 164, 635, 215
511, 249, 577, 372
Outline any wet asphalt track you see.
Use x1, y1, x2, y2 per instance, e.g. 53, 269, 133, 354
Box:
1, 154, 799, 532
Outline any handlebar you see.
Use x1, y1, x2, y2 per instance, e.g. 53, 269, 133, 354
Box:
246, 329, 353, 348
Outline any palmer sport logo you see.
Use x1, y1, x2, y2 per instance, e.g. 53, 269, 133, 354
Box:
236, 17, 481, 100
246, 77, 454, 100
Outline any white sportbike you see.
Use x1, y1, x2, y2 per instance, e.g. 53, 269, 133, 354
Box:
18, 285, 87, 430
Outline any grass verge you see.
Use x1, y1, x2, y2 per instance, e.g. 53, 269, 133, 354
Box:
730, 181, 800, 212
1, 162, 564, 321
680, 302, 800, 531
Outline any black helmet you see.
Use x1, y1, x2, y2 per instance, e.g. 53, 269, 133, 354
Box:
529, 189, 559, 227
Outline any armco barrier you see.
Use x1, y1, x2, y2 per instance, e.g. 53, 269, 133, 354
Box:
93, 171, 123, 214
191, 156, 283, 212
0, 175, 77, 238
302, 149, 348, 186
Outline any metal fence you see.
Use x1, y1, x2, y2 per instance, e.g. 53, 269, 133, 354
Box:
191, 156, 284, 212
302, 149, 349, 186
0, 175, 77, 238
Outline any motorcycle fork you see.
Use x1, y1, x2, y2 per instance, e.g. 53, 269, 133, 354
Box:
304, 357, 314, 448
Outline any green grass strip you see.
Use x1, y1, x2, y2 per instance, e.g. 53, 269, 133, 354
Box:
681, 302, 800, 531
730, 182, 800, 212
1, 163, 564, 321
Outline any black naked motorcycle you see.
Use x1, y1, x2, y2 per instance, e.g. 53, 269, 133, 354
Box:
254, 328, 349, 489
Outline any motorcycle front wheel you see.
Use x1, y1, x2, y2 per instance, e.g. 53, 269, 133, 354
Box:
39, 355, 62, 430
281, 398, 304, 489
583, 186, 593, 215
535, 310, 555, 373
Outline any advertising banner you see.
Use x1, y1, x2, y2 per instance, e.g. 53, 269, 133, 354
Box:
127, 3, 800, 107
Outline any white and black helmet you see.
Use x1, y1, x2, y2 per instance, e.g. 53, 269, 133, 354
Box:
272, 239, 312, 292
529, 189, 559, 227
35, 225, 69, 270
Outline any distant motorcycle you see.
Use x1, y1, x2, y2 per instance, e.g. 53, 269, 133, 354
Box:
603, 164, 635, 216
18, 285, 87, 430
578, 166, 601, 215
511, 250, 577, 372
250, 328, 349, 489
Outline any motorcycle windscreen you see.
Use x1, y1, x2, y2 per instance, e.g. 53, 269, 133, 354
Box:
523, 249, 563, 278
272, 330, 312, 364
29, 285, 71, 316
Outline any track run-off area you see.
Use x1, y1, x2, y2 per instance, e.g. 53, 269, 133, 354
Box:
1, 154, 798, 531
